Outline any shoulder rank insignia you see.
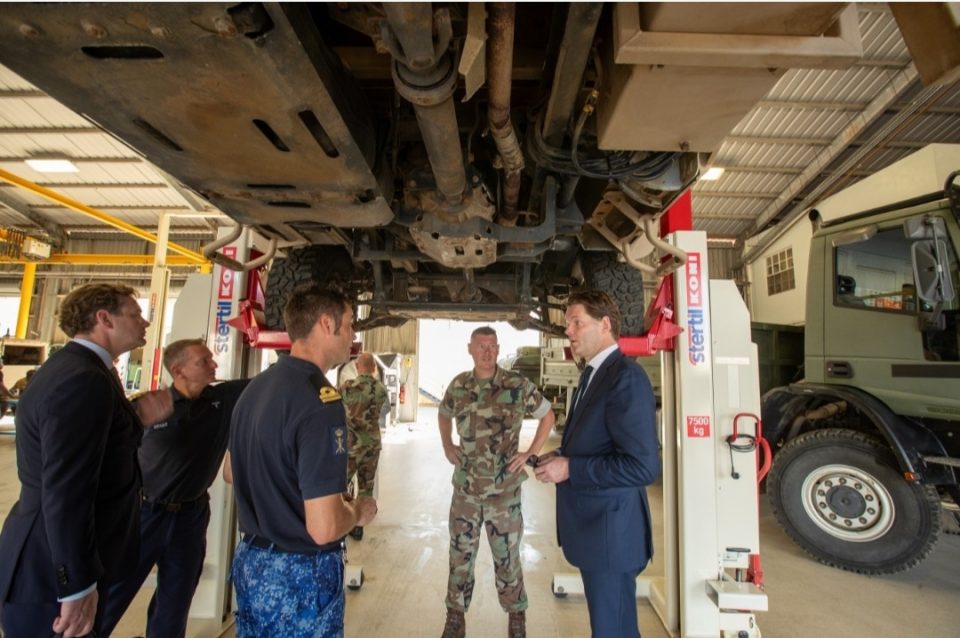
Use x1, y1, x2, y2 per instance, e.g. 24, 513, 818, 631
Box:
319, 386, 342, 403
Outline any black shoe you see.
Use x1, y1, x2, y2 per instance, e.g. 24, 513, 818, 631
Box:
350, 526, 364, 540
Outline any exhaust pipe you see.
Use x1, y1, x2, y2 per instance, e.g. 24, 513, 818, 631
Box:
487, 3, 524, 225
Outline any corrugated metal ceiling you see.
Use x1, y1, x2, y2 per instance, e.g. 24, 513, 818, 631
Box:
693, 4, 960, 240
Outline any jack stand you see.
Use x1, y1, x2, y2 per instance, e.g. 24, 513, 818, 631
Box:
551, 574, 653, 599
343, 470, 381, 592
345, 560, 364, 591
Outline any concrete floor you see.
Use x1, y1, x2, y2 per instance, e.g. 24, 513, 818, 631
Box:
1, 407, 959, 637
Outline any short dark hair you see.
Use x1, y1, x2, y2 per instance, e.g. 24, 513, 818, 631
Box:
566, 290, 624, 339
163, 338, 207, 375
59, 283, 138, 337
470, 326, 497, 340
283, 283, 352, 342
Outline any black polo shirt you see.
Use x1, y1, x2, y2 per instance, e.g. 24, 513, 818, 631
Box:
139, 379, 249, 504
230, 355, 349, 552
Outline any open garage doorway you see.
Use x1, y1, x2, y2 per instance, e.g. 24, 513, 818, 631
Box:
417, 319, 539, 410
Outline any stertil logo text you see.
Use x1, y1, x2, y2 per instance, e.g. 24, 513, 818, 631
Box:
686, 253, 706, 365
214, 246, 237, 355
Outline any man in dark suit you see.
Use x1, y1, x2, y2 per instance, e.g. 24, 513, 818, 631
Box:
0, 283, 172, 638
535, 289, 661, 638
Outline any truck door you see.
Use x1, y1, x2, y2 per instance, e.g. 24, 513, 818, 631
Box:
822, 212, 960, 419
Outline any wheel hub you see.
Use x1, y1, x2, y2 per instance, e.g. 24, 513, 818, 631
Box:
800, 464, 895, 542
825, 484, 866, 519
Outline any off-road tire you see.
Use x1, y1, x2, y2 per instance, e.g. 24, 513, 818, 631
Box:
579, 252, 645, 336
264, 246, 356, 331
768, 428, 941, 574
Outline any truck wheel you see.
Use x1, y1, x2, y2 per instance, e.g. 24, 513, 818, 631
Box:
580, 252, 645, 336
264, 246, 356, 331
768, 428, 940, 574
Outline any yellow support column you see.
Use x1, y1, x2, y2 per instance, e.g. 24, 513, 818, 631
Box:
15, 262, 37, 338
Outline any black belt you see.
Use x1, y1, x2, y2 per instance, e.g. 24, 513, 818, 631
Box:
142, 493, 209, 513
242, 534, 343, 555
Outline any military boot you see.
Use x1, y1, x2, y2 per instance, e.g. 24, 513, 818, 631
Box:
508, 610, 526, 638
441, 609, 465, 638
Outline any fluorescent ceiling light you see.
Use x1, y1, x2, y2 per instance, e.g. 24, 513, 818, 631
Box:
707, 237, 737, 246
25, 158, 79, 173
701, 167, 725, 181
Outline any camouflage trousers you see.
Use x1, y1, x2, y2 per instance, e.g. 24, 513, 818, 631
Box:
446, 486, 527, 613
231, 539, 345, 638
347, 430, 381, 498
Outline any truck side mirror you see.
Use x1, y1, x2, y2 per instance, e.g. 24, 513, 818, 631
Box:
912, 239, 956, 304
904, 215, 947, 239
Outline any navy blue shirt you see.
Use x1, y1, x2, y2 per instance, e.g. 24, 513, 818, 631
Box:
230, 355, 349, 552
139, 379, 249, 504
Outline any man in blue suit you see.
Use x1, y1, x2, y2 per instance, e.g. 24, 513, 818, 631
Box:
535, 289, 660, 637
0, 283, 172, 638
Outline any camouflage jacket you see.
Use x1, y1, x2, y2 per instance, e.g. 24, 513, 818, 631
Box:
340, 373, 389, 437
440, 366, 550, 497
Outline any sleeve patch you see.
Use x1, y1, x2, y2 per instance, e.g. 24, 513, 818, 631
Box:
332, 426, 348, 455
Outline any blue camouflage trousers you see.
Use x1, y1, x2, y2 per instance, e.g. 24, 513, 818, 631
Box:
231, 540, 345, 638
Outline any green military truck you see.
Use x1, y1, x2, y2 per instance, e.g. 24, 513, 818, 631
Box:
761, 153, 960, 575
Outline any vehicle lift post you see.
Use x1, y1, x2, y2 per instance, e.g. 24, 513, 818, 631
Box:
551, 230, 769, 637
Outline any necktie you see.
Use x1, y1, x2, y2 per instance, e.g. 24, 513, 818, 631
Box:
571, 365, 594, 413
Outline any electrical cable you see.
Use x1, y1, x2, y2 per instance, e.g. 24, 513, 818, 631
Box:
726, 432, 758, 480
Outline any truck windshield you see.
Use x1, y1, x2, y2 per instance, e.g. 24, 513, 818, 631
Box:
835, 219, 959, 361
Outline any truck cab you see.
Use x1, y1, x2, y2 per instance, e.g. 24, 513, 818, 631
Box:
762, 146, 960, 575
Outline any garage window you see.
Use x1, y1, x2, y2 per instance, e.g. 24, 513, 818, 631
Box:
766, 248, 796, 296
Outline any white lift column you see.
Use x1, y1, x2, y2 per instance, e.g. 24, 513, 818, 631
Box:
652, 231, 767, 637
168, 226, 258, 636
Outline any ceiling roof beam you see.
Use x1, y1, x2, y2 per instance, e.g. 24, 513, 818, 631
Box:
0, 182, 167, 189
694, 191, 779, 200
854, 58, 910, 69
702, 165, 803, 176
30, 204, 192, 211
693, 212, 757, 220
0, 89, 47, 98
0, 127, 100, 134
756, 100, 960, 116
0, 269, 194, 281
0, 253, 205, 266
756, 99, 866, 111
64, 226, 214, 236
0, 156, 142, 164
724, 135, 833, 146
715, 165, 804, 175
850, 139, 930, 149
891, 103, 960, 115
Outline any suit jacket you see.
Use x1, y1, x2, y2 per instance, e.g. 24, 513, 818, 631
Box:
0, 341, 143, 604
556, 349, 661, 573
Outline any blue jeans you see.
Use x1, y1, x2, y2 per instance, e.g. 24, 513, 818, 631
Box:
231, 540, 345, 638
97, 501, 210, 638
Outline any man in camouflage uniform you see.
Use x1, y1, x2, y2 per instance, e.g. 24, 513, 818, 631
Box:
439, 326, 555, 638
341, 351, 389, 540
